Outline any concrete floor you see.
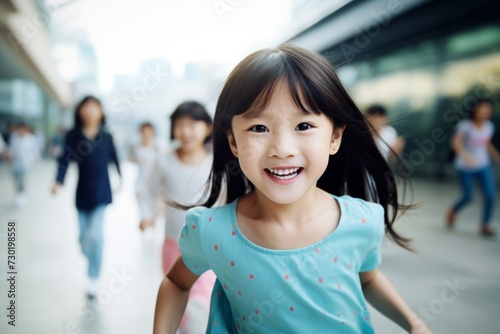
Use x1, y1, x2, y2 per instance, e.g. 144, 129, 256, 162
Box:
0, 160, 499, 334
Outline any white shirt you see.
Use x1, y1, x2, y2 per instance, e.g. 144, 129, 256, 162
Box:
9, 132, 40, 170
454, 120, 494, 171
152, 151, 212, 238
131, 139, 165, 195
375, 126, 398, 160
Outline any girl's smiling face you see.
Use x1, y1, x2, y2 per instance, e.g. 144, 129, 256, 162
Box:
228, 82, 345, 205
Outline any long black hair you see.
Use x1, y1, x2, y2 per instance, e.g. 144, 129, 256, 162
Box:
180, 44, 411, 249
73, 95, 106, 129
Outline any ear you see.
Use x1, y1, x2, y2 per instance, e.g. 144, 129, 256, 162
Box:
227, 131, 238, 157
330, 125, 346, 155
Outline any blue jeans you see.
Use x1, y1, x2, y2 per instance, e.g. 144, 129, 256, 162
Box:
13, 167, 26, 193
452, 165, 495, 225
78, 205, 106, 278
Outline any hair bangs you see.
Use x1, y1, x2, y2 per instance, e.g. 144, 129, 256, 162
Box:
241, 72, 323, 120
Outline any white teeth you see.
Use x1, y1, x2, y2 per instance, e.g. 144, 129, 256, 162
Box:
267, 167, 300, 178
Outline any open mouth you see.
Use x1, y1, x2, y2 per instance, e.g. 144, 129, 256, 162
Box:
265, 167, 303, 180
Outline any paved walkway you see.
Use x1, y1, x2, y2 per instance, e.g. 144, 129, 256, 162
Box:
0, 160, 499, 334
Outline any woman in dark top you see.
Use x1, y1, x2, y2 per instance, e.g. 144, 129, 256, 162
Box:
51, 95, 121, 298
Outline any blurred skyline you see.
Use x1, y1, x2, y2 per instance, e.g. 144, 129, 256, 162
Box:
48, 0, 331, 92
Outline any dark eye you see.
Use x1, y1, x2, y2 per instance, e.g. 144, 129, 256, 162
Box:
249, 125, 269, 132
295, 123, 313, 131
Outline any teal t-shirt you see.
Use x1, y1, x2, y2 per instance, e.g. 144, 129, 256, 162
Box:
179, 194, 385, 333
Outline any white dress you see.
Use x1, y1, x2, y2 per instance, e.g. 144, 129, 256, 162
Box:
131, 139, 164, 220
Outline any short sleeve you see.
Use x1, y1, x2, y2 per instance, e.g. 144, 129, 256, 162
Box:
178, 207, 210, 276
360, 204, 385, 273
455, 120, 470, 135
488, 121, 495, 137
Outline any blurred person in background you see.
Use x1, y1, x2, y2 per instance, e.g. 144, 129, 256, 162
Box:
50, 127, 67, 159
6, 122, 40, 208
366, 105, 405, 161
2, 122, 17, 146
33, 126, 46, 155
446, 98, 500, 237
0, 133, 6, 159
129, 121, 165, 231
51, 95, 122, 298
148, 101, 216, 333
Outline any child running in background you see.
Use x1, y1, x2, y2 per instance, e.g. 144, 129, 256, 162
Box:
153, 44, 431, 334
7, 122, 40, 208
149, 101, 216, 333
129, 122, 164, 231
51, 96, 122, 299
365, 104, 405, 161
446, 98, 500, 236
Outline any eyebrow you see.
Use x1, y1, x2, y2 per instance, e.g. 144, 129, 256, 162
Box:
241, 107, 315, 120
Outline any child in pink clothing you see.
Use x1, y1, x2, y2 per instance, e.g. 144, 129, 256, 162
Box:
149, 101, 216, 333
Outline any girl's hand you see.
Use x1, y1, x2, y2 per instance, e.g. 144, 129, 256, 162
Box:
410, 325, 432, 334
139, 219, 155, 231
461, 152, 477, 167
51, 183, 61, 195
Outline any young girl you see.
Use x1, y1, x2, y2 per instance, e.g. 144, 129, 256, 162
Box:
149, 101, 217, 333
51, 96, 122, 298
153, 45, 430, 333
129, 122, 164, 231
446, 99, 500, 236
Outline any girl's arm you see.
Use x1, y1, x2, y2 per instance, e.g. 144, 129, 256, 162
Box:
360, 270, 431, 334
487, 141, 500, 163
52, 131, 74, 194
451, 132, 475, 166
109, 134, 122, 177
153, 256, 199, 334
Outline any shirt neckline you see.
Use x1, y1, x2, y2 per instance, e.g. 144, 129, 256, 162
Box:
170, 150, 211, 168
231, 194, 345, 255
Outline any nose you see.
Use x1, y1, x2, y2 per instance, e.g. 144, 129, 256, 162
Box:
267, 129, 299, 158
179, 125, 191, 139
